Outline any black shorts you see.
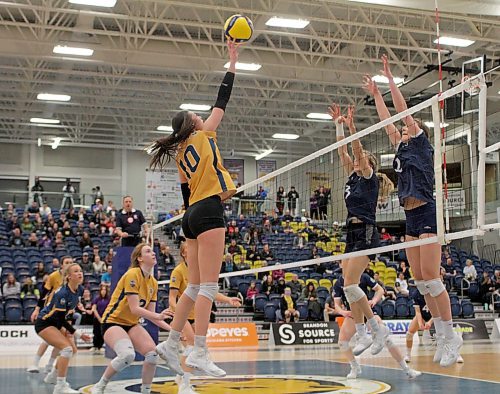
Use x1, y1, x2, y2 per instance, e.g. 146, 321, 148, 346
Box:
405, 200, 437, 237
344, 222, 380, 260
182, 195, 225, 239
34, 318, 62, 334
101, 322, 136, 336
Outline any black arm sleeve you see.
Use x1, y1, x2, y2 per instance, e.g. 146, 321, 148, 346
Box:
62, 318, 76, 334
214, 72, 235, 111
181, 183, 191, 209
37, 286, 50, 308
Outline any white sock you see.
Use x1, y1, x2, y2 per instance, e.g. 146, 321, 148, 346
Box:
142, 383, 151, 391
194, 335, 207, 349
56, 377, 66, 384
399, 359, 409, 372
183, 372, 192, 385
406, 348, 411, 356
442, 319, 455, 340
47, 357, 57, 368
98, 376, 109, 386
355, 323, 367, 337
167, 329, 181, 344
367, 317, 380, 333
349, 359, 359, 368
433, 317, 444, 337
33, 355, 41, 367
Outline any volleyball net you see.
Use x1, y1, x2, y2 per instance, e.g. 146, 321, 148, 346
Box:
150, 71, 498, 284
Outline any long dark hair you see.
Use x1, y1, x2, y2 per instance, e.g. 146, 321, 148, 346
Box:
149, 110, 196, 170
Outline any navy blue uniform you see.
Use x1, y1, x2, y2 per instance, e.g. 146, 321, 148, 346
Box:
411, 290, 432, 321
394, 131, 437, 237
35, 284, 83, 334
116, 209, 146, 247
333, 274, 379, 311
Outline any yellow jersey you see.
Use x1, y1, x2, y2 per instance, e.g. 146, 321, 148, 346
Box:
176, 130, 236, 206
169, 261, 195, 320
44, 270, 63, 305
102, 267, 158, 326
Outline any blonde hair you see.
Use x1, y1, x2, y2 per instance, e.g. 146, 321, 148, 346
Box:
130, 242, 148, 268
63, 263, 81, 286
179, 242, 187, 261
364, 150, 378, 172
377, 172, 395, 202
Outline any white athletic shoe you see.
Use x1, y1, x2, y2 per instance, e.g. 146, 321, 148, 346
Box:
404, 354, 411, 363
185, 347, 226, 378
141, 385, 151, 394
178, 380, 198, 394
440, 335, 463, 367
26, 365, 39, 373
346, 363, 362, 379
90, 381, 107, 394
44, 368, 58, 384
175, 374, 183, 386
406, 368, 422, 379
457, 355, 464, 363
156, 341, 184, 375
433, 334, 445, 363
52, 381, 79, 394
371, 325, 390, 355
352, 334, 373, 356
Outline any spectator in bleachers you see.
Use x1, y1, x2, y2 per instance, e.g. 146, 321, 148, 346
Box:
226, 219, 238, 237
276, 186, 285, 215
310, 246, 319, 259
105, 200, 116, 215
262, 219, 274, 236
398, 261, 411, 280
92, 245, 101, 259
33, 215, 44, 232
78, 207, 89, 222
262, 243, 274, 262
479, 271, 493, 307
39, 232, 52, 248
282, 220, 293, 235
323, 290, 337, 321
21, 216, 34, 233
101, 265, 112, 285
229, 226, 242, 242
61, 221, 74, 238
74, 221, 85, 238
93, 255, 106, 274
395, 272, 409, 297
293, 233, 306, 249
227, 239, 240, 255
246, 244, 261, 263
2, 273, 21, 297
27, 232, 39, 247
287, 187, 299, 216
276, 277, 287, 295
299, 282, 322, 320
105, 248, 114, 265
272, 263, 284, 281
286, 274, 302, 299
221, 253, 237, 273
27, 201, 39, 215
281, 287, 300, 323
91, 285, 110, 354
314, 186, 330, 220
158, 243, 175, 267
255, 186, 267, 213
282, 209, 293, 222
441, 248, 451, 265
245, 280, 259, 307
75, 288, 94, 326
51, 258, 60, 271
20, 277, 39, 299
374, 272, 395, 300
443, 257, 457, 290
262, 275, 276, 297
333, 244, 342, 255
80, 232, 93, 249
34, 262, 48, 282
379, 227, 392, 241
314, 261, 326, 275
245, 229, 261, 246
310, 193, 319, 220
67, 207, 78, 221
53, 231, 64, 248
9, 227, 24, 247
40, 201, 51, 217
463, 259, 477, 281
236, 214, 248, 231
81, 252, 93, 273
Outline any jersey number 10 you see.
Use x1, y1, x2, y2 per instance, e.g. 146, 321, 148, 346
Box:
179, 145, 201, 179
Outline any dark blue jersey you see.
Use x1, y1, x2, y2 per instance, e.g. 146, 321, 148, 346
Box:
344, 171, 379, 225
411, 290, 432, 321
394, 131, 434, 206
38, 284, 83, 332
333, 274, 379, 310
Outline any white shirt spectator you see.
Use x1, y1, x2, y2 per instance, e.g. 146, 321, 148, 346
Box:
93, 258, 106, 274
395, 276, 409, 296
39, 204, 51, 217
463, 263, 477, 281
3, 281, 21, 297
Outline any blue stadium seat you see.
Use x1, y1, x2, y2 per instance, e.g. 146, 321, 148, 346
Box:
264, 303, 276, 322
23, 306, 35, 322
451, 302, 462, 318
461, 300, 474, 318
396, 301, 409, 318
5, 305, 23, 322
296, 301, 308, 320
316, 287, 330, 299
238, 280, 250, 297
254, 295, 268, 312
372, 303, 383, 317
269, 294, 281, 309
381, 300, 395, 319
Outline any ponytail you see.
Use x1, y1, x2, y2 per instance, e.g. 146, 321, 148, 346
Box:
148, 110, 196, 170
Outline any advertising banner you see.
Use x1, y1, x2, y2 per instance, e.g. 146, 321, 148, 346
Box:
206, 323, 258, 347
223, 159, 245, 185
270, 321, 339, 346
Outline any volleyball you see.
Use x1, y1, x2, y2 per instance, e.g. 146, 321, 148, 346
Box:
224, 14, 253, 43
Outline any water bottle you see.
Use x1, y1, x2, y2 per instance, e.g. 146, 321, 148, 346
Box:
484, 303, 488, 311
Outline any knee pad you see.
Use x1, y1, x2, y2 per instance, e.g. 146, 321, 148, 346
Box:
338, 341, 350, 351
144, 351, 159, 365
344, 285, 365, 305
415, 280, 429, 295
111, 339, 135, 372
198, 282, 218, 302
184, 283, 200, 302
59, 346, 73, 359
425, 279, 446, 297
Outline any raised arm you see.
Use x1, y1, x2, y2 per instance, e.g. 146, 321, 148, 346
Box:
380, 55, 419, 136
328, 103, 353, 175
202, 41, 238, 132
363, 75, 401, 147
346, 106, 373, 179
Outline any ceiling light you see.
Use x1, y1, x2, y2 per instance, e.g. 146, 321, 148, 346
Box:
265, 17, 310, 29
37, 93, 71, 102
224, 62, 262, 71
53, 45, 94, 57
179, 103, 211, 111
272, 133, 300, 140
306, 113, 332, 120
372, 75, 405, 84
157, 125, 173, 132
434, 36, 475, 47
424, 121, 449, 128
255, 149, 273, 160
37, 138, 41, 147
51, 137, 62, 150
69, 0, 117, 7
30, 118, 60, 124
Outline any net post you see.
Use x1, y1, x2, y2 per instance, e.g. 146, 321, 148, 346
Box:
477, 74, 487, 230
432, 99, 446, 245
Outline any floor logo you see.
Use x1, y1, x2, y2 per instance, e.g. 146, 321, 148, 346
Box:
80, 374, 391, 393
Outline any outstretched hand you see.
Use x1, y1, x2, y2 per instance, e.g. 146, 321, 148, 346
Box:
346, 105, 356, 133
362, 75, 379, 96
380, 54, 394, 80
327, 103, 345, 125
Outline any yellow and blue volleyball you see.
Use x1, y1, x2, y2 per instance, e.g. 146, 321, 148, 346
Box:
224, 14, 253, 43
